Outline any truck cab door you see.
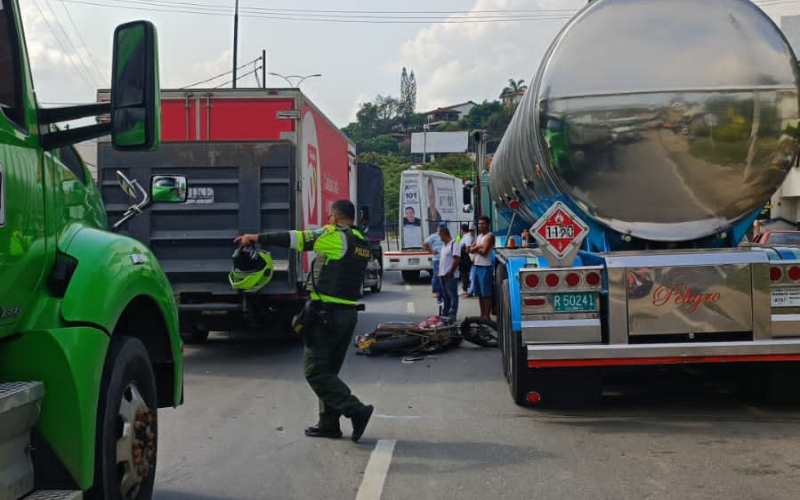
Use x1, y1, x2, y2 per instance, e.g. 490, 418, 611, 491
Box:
0, 1, 48, 337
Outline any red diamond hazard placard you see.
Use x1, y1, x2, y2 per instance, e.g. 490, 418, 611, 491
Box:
532, 202, 589, 263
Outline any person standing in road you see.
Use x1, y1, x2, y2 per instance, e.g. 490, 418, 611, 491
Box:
234, 199, 374, 442
458, 223, 475, 295
438, 226, 461, 323
469, 216, 495, 320
423, 222, 446, 302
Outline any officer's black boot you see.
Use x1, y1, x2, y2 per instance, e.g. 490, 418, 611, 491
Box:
304, 425, 343, 439
350, 405, 374, 442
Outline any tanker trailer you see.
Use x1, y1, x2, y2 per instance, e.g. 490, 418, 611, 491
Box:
492, 0, 800, 406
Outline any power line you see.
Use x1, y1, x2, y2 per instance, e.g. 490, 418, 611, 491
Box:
212, 65, 262, 89
59, 0, 107, 83
44, 0, 103, 87
180, 56, 260, 88
54, 0, 576, 23
31, 0, 98, 91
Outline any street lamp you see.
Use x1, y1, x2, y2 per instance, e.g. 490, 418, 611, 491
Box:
268, 72, 322, 88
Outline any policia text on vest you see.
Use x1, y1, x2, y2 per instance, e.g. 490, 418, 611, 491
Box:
234, 199, 375, 442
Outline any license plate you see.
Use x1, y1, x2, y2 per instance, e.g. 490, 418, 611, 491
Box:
771, 290, 800, 307
552, 292, 597, 312
409, 258, 420, 265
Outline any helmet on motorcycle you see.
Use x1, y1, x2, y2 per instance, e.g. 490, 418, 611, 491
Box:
228, 244, 274, 292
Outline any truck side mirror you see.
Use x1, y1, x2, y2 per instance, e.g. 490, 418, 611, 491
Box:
110, 20, 161, 151
151, 175, 188, 203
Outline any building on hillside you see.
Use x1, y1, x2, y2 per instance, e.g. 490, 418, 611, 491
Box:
422, 101, 477, 127
500, 89, 526, 108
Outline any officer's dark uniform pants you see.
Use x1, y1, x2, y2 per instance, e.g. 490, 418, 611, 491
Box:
303, 306, 363, 431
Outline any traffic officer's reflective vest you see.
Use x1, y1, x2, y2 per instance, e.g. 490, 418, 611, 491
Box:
307, 225, 370, 303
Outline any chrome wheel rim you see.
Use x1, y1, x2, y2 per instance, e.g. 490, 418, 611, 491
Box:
116, 382, 155, 499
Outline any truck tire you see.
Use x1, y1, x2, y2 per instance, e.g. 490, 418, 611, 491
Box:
370, 271, 383, 293
401, 270, 420, 282
501, 280, 526, 406
88, 336, 158, 500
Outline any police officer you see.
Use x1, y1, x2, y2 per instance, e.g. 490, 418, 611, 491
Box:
234, 199, 374, 442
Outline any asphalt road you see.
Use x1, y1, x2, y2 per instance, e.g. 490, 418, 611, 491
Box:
153, 271, 800, 500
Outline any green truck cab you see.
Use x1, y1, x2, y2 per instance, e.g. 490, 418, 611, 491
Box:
0, 1, 183, 499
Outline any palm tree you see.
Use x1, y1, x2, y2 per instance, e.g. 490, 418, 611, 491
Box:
501, 78, 527, 96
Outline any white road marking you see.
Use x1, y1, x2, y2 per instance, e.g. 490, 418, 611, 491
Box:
355, 439, 396, 500
405, 284, 411, 291
406, 301, 415, 314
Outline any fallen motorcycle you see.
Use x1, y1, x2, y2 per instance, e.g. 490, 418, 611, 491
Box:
355, 315, 498, 355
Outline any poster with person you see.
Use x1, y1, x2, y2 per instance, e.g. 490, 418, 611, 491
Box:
431, 176, 458, 236
402, 176, 423, 248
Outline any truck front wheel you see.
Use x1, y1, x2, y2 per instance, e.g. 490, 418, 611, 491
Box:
89, 336, 158, 500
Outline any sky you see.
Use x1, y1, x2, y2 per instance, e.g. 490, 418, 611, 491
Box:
18, 0, 800, 129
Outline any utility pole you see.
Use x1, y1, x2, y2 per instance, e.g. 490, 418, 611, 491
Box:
232, 0, 239, 89
261, 50, 266, 89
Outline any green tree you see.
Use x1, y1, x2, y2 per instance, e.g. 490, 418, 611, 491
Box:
399, 67, 418, 132
501, 78, 527, 96
459, 100, 512, 153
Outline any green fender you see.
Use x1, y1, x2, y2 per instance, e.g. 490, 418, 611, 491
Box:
0, 327, 108, 489
60, 226, 183, 404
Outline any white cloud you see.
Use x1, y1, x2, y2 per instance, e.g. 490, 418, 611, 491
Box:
394, 0, 587, 112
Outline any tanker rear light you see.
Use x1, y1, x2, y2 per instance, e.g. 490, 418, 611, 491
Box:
524, 274, 540, 289
545, 273, 560, 288
526, 391, 542, 404
585, 271, 602, 287
389, 258, 400, 263
565, 272, 581, 287
772, 264, 800, 282
523, 296, 547, 307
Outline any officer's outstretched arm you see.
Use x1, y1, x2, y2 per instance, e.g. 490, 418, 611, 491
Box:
258, 227, 329, 252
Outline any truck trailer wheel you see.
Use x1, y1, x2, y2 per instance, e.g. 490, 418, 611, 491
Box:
500, 279, 527, 405
370, 271, 383, 293
401, 270, 420, 282
89, 336, 158, 500
181, 327, 209, 344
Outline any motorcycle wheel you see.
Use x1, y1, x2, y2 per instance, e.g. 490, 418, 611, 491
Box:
366, 330, 422, 353
460, 316, 499, 347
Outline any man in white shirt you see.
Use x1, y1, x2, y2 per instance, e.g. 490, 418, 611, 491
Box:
437, 226, 461, 323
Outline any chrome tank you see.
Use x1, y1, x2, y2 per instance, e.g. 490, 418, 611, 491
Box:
491, 0, 800, 243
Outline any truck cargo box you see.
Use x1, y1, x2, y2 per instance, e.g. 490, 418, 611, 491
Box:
98, 88, 357, 340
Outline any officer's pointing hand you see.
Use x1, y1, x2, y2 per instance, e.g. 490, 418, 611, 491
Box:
234, 233, 259, 248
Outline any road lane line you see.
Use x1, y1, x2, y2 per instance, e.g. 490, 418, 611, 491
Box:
406, 301, 415, 314
356, 439, 396, 500
405, 284, 411, 291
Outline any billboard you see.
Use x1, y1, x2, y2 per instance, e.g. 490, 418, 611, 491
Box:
411, 131, 469, 154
